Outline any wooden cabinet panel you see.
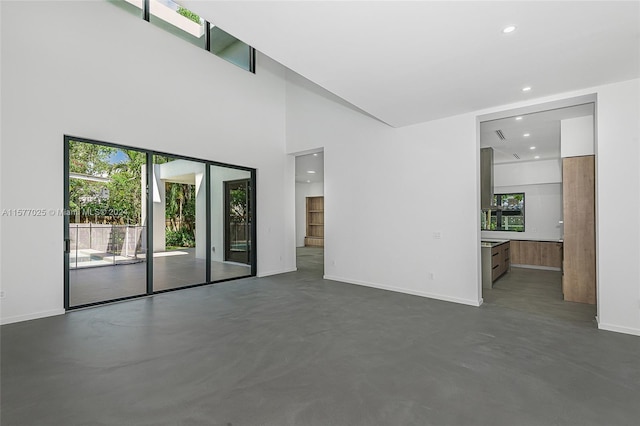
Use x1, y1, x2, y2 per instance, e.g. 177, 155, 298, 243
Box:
502, 244, 510, 271
305, 196, 324, 247
520, 241, 541, 265
509, 240, 521, 264
304, 237, 324, 247
540, 242, 563, 268
509, 240, 562, 268
562, 156, 596, 304
490, 241, 510, 282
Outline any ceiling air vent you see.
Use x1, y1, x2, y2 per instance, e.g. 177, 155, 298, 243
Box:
513, 153, 520, 160
495, 130, 506, 140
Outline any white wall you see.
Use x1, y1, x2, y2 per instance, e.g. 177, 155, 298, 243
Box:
561, 115, 594, 157
295, 182, 324, 247
482, 183, 563, 241
493, 159, 562, 187
0, 0, 294, 324
594, 79, 640, 335
287, 71, 481, 307
483, 159, 563, 241
287, 72, 640, 335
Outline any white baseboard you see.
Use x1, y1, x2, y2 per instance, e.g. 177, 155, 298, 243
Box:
597, 320, 640, 337
1, 308, 65, 326
323, 275, 482, 307
257, 267, 297, 278
511, 264, 562, 271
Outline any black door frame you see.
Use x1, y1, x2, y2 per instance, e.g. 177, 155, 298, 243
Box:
63, 135, 257, 310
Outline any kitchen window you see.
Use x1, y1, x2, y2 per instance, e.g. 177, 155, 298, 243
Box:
482, 193, 525, 232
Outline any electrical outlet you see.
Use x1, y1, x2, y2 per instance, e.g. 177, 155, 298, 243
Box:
429, 272, 435, 280
0, 291, 5, 299
211, 247, 215, 252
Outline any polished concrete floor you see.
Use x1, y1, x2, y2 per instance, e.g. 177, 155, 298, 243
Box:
69, 248, 251, 306
2, 247, 639, 425
483, 266, 598, 325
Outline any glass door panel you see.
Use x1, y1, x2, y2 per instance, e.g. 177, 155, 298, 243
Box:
67, 139, 147, 307
225, 179, 250, 264
152, 155, 206, 291
210, 165, 252, 281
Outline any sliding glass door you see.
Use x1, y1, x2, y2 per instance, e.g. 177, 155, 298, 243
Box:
64, 136, 255, 309
151, 155, 207, 291
65, 139, 147, 307
210, 165, 252, 281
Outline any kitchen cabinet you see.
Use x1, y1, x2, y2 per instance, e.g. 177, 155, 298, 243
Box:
489, 241, 510, 283
540, 242, 563, 268
562, 155, 596, 304
510, 240, 562, 268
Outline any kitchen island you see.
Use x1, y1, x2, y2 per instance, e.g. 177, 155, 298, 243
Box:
481, 240, 510, 289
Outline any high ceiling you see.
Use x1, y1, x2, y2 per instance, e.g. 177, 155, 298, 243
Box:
181, 1, 639, 128
480, 103, 594, 164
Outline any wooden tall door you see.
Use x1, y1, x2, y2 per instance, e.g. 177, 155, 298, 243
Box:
562, 155, 596, 304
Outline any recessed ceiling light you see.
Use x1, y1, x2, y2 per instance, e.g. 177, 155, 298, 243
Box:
306, 180, 311, 183
515, 116, 523, 120
524, 133, 530, 137
307, 170, 316, 174
534, 156, 540, 159
502, 25, 517, 34
313, 153, 318, 156
522, 86, 532, 92
529, 146, 536, 150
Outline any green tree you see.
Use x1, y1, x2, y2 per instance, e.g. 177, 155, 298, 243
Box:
229, 187, 247, 223
107, 149, 145, 224
68, 141, 115, 221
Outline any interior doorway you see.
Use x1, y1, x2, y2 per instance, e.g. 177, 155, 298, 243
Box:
294, 150, 325, 276
477, 96, 597, 325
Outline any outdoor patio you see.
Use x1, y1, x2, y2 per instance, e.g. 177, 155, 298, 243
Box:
69, 248, 251, 307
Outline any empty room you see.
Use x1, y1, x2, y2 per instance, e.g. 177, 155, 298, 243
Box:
1, 1, 639, 425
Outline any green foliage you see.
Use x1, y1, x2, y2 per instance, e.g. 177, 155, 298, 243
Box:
166, 228, 195, 248
68, 140, 115, 175
106, 150, 145, 224
177, 6, 200, 24
68, 141, 142, 224
229, 187, 247, 222
68, 142, 198, 246
165, 183, 195, 227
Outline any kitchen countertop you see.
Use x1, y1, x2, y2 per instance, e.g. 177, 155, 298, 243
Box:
481, 236, 563, 243
509, 238, 563, 243
481, 239, 509, 248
